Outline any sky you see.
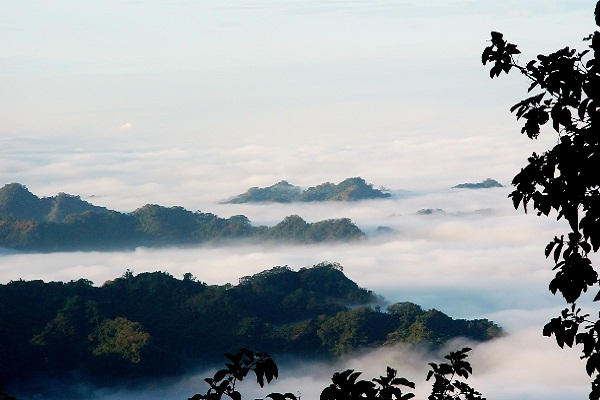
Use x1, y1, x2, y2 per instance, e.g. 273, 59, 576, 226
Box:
1, 1, 599, 399
1, 0, 595, 208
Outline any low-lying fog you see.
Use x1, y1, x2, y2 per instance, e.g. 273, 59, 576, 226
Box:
1, 184, 594, 400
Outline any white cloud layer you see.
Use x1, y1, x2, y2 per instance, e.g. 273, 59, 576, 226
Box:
0, 177, 593, 399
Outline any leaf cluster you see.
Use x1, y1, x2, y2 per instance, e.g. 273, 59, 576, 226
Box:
188, 349, 280, 400
320, 367, 415, 400
426, 348, 484, 400
192, 347, 484, 400
484, 3, 600, 398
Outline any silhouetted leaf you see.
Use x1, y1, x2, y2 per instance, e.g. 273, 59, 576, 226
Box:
392, 377, 416, 388
213, 369, 228, 383
267, 393, 297, 400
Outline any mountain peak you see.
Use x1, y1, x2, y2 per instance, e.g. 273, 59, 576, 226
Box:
452, 178, 503, 189
225, 177, 392, 204
0, 183, 45, 220
0, 183, 107, 222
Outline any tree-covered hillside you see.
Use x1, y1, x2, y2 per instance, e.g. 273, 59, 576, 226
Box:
0, 184, 365, 251
224, 177, 392, 203
452, 178, 503, 189
223, 180, 304, 203
0, 183, 106, 222
0, 262, 502, 395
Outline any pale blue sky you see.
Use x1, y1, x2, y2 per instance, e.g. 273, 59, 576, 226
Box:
1, 1, 595, 204
1, 1, 593, 147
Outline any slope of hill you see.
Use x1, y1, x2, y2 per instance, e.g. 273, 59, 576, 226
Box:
452, 178, 503, 189
224, 177, 392, 203
224, 180, 303, 203
0, 184, 365, 252
0, 183, 106, 222
0, 262, 502, 395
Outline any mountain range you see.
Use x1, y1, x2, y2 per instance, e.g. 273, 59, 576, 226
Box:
452, 178, 503, 189
1, 262, 502, 396
0, 183, 364, 252
223, 177, 392, 203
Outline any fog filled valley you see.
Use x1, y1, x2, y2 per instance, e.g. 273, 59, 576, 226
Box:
1, 1, 598, 399
0, 176, 594, 399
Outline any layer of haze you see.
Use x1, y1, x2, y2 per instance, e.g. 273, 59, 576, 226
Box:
1, 1, 598, 399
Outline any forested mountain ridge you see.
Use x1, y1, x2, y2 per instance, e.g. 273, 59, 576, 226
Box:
223, 177, 392, 203
0, 182, 106, 222
224, 180, 304, 203
0, 262, 502, 395
452, 178, 503, 189
0, 183, 364, 251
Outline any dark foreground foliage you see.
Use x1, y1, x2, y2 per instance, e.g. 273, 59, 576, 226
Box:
484, 2, 600, 398
0, 263, 501, 396
189, 348, 484, 400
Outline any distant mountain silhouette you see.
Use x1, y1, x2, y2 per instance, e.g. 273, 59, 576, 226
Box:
452, 178, 503, 189
224, 180, 303, 203
416, 208, 446, 215
0, 183, 364, 252
223, 177, 392, 203
415, 208, 495, 217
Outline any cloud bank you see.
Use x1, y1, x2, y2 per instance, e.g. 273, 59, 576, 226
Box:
1, 174, 592, 399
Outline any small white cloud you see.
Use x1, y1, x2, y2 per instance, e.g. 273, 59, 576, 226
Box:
119, 122, 133, 130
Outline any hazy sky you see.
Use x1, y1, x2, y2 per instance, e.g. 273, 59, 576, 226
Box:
1, 1, 598, 399
1, 0, 595, 207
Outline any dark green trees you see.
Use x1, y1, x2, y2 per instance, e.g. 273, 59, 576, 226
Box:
266, 215, 365, 243
0, 184, 366, 251
90, 317, 150, 363
0, 264, 501, 395
223, 181, 303, 203
299, 177, 392, 201
483, 2, 600, 398
224, 177, 392, 204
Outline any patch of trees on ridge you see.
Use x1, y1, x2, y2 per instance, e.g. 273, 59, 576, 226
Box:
0, 183, 364, 251
223, 177, 392, 203
0, 262, 502, 394
451, 178, 503, 189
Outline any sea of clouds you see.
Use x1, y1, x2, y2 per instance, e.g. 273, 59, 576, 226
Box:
2, 1, 597, 398
1, 158, 595, 399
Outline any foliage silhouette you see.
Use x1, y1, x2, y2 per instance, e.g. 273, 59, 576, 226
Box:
426, 348, 484, 400
483, 2, 600, 398
188, 349, 280, 400
190, 348, 485, 400
319, 366, 415, 400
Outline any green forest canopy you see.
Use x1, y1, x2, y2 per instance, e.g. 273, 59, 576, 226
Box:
0, 262, 501, 396
0, 183, 365, 251
223, 177, 393, 204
